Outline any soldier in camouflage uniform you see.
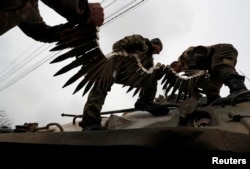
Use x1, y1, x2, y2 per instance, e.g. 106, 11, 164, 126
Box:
0, 0, 104, 42
177, 43, 248, 104
79, 34, 163, 131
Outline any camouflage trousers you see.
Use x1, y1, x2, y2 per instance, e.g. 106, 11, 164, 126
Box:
196, 44, 240, 101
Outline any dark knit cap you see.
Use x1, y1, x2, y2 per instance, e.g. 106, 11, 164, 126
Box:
151, 38, 163, 49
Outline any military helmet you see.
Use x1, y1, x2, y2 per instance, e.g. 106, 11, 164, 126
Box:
151, 38, 163, 50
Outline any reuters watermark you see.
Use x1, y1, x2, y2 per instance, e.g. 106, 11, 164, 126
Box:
212, 157, 247, 165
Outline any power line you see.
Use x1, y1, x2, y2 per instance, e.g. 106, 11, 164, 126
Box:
0, 43, 36, 77
0, 51, 62, 91
0, 43, 51, 83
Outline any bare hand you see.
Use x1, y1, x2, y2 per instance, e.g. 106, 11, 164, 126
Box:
88, 3, 104, 27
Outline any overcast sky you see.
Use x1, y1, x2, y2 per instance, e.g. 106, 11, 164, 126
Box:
1, 0, 250, 127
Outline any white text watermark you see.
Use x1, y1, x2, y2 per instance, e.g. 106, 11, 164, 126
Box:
212, 157, 246, 165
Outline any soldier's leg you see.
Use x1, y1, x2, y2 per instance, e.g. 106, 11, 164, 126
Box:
134, 81, 168, 116
205, 72, 223, 104
211, 44, 248, 96
136, 80, 157, 105
79, 88, 108, 130
224, 74, 248, 95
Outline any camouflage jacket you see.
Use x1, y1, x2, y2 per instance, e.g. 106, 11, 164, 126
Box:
0, 0, 90, 42
112, 34, 155, 69
111, 34, 155, 84
178, 43, 237, 71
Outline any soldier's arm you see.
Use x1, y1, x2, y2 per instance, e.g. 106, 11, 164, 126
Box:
41, 0, 104, 26
18, 21, 73, 43
17, 0, 73, 43
19, 0, 104, 43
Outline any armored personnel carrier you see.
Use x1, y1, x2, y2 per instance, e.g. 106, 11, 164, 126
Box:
1, 92, 250, 168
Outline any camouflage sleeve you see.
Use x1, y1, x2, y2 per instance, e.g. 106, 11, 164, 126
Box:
16, 0, 70, 43
19, 22, 73, 43
178, 46, 208, 70
0, 0, 33, 35
41, 0, 90, 23
178, 48, 193, 70
0, 0, 82, 42
112, 34, 148, 54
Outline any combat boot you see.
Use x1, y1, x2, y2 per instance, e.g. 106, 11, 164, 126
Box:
134, 98, 169, 116
79, 109, 107, 131
224, 75, 248, 96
